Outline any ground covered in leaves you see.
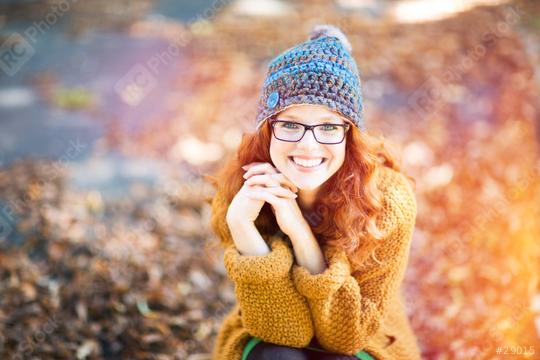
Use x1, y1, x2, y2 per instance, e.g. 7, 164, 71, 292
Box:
1, 0, 540, 359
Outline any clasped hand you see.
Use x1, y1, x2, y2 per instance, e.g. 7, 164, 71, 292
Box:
239, 162, 307, 237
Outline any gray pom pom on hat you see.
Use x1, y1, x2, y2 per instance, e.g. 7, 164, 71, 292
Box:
308, 24, 353, 53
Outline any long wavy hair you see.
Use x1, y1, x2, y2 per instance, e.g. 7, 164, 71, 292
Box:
205, 115, 415, 271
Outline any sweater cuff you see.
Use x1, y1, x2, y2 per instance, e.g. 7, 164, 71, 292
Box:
223, 237, 293, 283
292, 247, 351, 300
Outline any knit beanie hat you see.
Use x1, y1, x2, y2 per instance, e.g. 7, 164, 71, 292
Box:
255, 24, 365, 132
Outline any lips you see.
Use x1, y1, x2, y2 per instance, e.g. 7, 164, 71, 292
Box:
289, 155, 327, 160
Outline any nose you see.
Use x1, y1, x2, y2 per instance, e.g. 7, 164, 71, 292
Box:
297, 128, 319, 149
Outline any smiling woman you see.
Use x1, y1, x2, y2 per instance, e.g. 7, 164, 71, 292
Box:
207, 24, 421, 360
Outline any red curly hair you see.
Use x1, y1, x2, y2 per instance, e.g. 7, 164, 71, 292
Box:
205, 116, 415, 270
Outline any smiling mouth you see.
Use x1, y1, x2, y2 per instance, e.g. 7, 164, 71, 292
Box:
288, 156, 328, 169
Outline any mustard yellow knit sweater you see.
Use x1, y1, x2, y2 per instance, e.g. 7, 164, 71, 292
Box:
210, 166, 422, 360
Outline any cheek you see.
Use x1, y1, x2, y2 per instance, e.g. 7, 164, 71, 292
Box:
270, 139, 291, 164
330, 146, 346, 168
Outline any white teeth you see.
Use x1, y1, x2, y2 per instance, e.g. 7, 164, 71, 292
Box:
292, 157, 324, 168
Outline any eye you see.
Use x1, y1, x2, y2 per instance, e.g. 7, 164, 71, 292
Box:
321, 124, 338, 131
279, 121, 299, 129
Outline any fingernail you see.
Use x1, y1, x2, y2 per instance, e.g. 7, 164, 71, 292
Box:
242, 165, 248, 170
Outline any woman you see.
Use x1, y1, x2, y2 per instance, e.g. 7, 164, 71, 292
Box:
208, 24, 422, 360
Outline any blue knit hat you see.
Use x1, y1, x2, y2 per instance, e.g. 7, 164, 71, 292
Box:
255, 24, 365, 131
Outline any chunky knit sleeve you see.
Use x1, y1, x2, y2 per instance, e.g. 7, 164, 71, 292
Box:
223, 235, 314, 347
291, 170, 417, 355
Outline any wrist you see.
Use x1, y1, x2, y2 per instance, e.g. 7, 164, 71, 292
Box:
286, 218, 312, 242
227, 216, 254, 230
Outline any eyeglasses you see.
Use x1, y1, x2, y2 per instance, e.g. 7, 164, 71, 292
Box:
270, 119, 350, 144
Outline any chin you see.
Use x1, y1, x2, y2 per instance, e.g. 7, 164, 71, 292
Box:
294, 179, 324, 191
278, 165, 327, 190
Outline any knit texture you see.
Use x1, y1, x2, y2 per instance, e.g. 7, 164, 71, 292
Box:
223, 236, 314, 346
210, 166, 421, 360
255, 24, 365, 132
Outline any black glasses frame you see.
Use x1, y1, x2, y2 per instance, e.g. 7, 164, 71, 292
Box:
269, 119, 351, 144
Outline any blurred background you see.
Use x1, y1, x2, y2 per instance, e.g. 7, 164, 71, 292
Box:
0, 0, 539, 359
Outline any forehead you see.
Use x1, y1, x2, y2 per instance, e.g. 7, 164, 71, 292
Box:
276, 104, 346, 123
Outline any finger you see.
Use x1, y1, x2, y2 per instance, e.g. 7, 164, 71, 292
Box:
245, 173, 298, 192
241, 162, 258, 169
273, 173, 299, 192
245, 174, 279, 188
248, 184, 297, 199
243, 163, 278, 178
243, 167, 278, 181
247, 174, 296, 193
241, 163, 293, 186
246, 188, 287, 208
242, 162, 265, 170
267, 185, 298, 199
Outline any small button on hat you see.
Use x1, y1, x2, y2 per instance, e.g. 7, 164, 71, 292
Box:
255, 24, 365, 132
267, 91, 280, 109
